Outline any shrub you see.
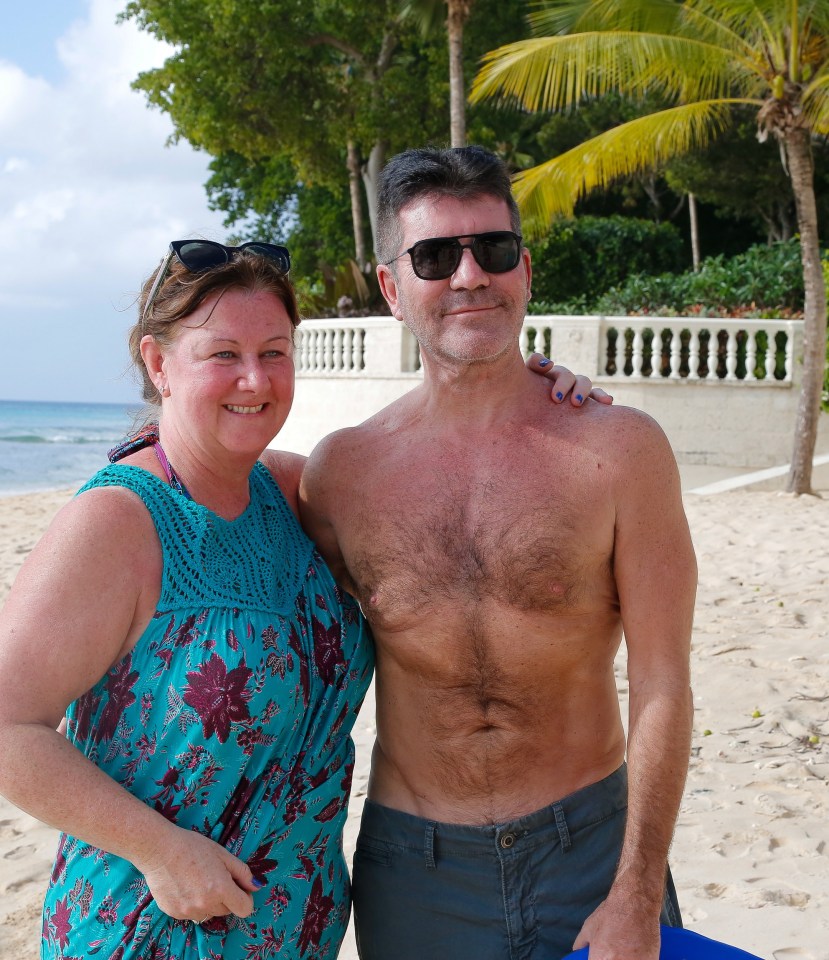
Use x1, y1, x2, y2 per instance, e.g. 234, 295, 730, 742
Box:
527, 216, 685, 308
593, 239, 806, 317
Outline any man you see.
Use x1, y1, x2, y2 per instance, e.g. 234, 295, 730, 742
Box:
299, 146, 696, 960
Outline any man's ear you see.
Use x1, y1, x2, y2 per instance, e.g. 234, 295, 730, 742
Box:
377, 264, 403, 322
522, 246, 532, 304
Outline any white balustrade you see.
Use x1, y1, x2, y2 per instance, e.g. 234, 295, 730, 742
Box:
294, 315, 798, 384
295, 319, 368, 374
596, 316, 796, 383
278, 314, 818, 471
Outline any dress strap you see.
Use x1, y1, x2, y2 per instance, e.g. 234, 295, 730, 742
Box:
108, 424, 191, 500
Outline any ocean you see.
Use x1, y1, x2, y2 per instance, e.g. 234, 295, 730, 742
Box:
0, 399, 144, 497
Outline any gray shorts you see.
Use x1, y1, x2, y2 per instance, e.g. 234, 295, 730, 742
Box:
352, 764, 681, 960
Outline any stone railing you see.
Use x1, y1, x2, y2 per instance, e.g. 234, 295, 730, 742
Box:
296, 315, 798, 383
295, 317, 420, 376
523, 315, 797, 383
279, 315, 827, 470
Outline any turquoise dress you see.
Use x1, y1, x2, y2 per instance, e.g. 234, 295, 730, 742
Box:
42, 462, 373, 960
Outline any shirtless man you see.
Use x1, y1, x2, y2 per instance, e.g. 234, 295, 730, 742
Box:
299, 146, 697, 960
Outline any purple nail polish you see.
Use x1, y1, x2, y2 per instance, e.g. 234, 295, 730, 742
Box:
576, 394, 584, 403
555, 391, 563, 401
539, 358, 550, 367
252, 878, 265, 889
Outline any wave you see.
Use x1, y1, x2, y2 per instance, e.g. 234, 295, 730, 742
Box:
0, 433, 119, 445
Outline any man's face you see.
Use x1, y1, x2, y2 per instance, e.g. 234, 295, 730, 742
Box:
377, 193, 532, 367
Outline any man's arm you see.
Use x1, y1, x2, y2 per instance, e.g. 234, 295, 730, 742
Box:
574, 413, 696, 960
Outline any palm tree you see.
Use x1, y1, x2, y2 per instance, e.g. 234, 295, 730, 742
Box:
403, 0, 475, 146
471, 0, 829, 494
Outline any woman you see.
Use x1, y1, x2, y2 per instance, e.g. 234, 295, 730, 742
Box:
0, 240, 602, 959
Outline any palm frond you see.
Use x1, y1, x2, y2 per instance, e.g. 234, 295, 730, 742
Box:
680, 0, 764, 57
803, 71, 829, 134
471, 32, 761, 112
511, 99, 758, 233
399, 0, 445, 36
529, 0, 683, 37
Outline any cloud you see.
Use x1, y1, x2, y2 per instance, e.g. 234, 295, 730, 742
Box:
0, 0, 227, 400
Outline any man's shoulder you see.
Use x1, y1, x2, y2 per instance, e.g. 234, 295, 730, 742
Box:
308, 399, 411, 467
573, 401, 675, 468
575, 399, 665, 439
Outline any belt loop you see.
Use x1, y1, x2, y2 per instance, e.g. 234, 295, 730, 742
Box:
424, 822, 437, 870
553, 802, 572, 852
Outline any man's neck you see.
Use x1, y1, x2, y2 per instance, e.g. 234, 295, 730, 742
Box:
416, 348, 540, 428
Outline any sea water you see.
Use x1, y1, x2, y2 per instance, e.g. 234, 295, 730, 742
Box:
0, 399, 143, 497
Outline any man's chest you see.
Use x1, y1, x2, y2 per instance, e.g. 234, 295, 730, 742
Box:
337, 456, 616, 622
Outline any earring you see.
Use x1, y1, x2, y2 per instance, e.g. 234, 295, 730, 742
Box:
159, 381, 169, 397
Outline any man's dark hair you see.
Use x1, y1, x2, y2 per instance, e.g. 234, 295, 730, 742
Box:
375, 146, 521, 263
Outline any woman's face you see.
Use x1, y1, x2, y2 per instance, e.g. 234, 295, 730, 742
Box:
153, 286, 296, 460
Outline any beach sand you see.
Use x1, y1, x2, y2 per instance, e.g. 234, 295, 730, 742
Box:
1, 484, 828, 960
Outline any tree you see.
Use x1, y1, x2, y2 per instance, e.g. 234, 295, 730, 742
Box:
472, 0, 829, 494
122, 0, 432, 263
667, 122, 801, 243
402, 0, 476, 146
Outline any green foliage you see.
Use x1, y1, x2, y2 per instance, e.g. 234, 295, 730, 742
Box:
205, 153, 356, 282
527, 215, 684, 308
530, 238, 813, 318
298, 260, 388, 318
122, 0, 544, 291
664, 119, 801, 244
592, 239, 808, 317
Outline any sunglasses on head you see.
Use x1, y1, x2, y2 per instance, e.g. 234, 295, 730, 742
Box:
384, 231, 522, 281
141, 239, 291, 323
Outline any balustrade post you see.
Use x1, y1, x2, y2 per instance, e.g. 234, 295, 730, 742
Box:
353, 328, 365, 371
333, 327, 345, 373
632, 328, 644, 377
669, 328, 682, 379
519, 327, 529, 357
688, 330, 700, 380
342, 329, 353, 372
764, 331, 776, 380
725, 330, 738, 380
785, 327, 794, 382
746, 331, 757, 382
533, 325, 547, 356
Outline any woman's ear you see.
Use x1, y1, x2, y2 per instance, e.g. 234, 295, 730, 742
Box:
140, 335, 167, 396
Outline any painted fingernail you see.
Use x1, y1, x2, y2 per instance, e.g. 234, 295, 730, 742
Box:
539, 358, 551, 367
252, 878, 265, 888
575, 394, 584, 404
555, 391, 564, 401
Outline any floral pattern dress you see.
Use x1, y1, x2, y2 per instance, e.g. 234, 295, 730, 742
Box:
42, 462, 373, 960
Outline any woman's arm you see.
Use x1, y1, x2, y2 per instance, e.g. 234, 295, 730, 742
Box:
0, 487, 258, 921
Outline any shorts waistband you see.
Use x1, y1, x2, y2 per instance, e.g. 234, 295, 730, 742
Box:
360, 764, 627, 857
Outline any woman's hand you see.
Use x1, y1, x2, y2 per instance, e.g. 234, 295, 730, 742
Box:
139, 825, 261, 923
526, 353, 614, 406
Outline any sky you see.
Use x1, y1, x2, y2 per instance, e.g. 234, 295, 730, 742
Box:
0, 0, 230, 404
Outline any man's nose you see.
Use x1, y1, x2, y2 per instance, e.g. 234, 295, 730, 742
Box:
449, 245, 490, 289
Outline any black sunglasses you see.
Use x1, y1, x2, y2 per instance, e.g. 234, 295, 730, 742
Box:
384, 231, 522, 281
142, 239, 291, 323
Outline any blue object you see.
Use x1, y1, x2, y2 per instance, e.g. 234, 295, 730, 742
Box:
563, 925, 765, 960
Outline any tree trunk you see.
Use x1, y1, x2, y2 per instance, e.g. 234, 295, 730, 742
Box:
346, 140, 368, 271
784, 127, 827, 495
363, 140, 387, 258
447, 1, 467, 148
688, 193, 700, 271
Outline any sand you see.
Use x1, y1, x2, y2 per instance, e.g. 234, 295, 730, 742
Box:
1, 484, 828, 960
